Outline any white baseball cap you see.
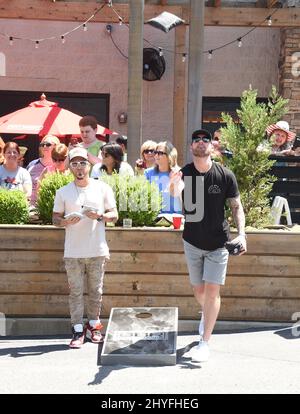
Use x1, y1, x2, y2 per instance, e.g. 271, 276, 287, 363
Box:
68, 147, 89, 161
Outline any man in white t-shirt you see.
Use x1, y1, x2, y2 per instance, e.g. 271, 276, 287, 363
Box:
52, 147, 118, 349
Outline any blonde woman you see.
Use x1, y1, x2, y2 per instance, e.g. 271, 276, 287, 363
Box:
144, 141, 181, 214
39, 144, 69, 182
135, 140, 157, 175
27, 134, 60, 206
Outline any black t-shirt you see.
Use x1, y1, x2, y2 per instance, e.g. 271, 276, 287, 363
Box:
181, 162, 239, 251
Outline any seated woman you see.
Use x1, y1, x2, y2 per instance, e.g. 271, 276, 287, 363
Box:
266, 121, 296, 155
91, 142, 134, 178
135, 140, 157, 175
144, 141, 182, 215
0, 142, 32, 199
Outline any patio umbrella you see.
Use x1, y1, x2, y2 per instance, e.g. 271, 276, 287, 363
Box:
0, 94, 114, 137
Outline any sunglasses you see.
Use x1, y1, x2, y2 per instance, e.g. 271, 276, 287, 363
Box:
154, 150, 167, 156
53, 158, 66, 163
192, 136, 211, 143
143, 149, 154, 154
39, 142, 53, 148
70, 161, 89, 168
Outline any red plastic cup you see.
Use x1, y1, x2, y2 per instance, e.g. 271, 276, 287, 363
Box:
173, 216, 182, 229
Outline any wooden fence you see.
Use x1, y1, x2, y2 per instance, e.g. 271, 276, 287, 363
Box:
0, 225, 299, 322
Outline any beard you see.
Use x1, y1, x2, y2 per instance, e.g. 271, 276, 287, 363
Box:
192, 146, 211, 158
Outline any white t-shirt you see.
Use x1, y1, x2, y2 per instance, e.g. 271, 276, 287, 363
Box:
91, 162, 134, 178
53, 179, 116, 258
0, 165, 32, 193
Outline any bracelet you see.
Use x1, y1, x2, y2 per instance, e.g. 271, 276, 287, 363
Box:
238, 233, 247, 239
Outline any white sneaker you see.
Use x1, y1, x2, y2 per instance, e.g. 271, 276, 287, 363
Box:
198, 313, 204, 337
191, 340, 210, 362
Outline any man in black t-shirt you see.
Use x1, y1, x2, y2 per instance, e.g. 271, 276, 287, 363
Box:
170, 129, 247, 362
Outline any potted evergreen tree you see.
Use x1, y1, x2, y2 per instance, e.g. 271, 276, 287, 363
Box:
221, 86, 289, 228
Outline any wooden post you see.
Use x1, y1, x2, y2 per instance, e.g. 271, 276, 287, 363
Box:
127, 0, 144, 166
186, 0, 204, 163
173, 24, 187, 167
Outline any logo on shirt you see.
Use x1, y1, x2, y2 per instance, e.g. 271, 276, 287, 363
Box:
208, 185, 221, 194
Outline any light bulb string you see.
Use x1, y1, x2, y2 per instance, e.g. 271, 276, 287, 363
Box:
115, 4, 280, 58
0, 1, 280, 55
203, 6, 279, 54
0, 2, 105, 43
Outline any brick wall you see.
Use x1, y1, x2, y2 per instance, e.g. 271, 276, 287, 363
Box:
279, 28, 300, 135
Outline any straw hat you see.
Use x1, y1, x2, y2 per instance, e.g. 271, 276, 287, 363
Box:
266, 121, 296, 142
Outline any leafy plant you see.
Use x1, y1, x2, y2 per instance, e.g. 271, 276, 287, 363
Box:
0, 189, 29, 224
99, 174, 162, 226
220, 86, 289, 228
36, 172, 74, 224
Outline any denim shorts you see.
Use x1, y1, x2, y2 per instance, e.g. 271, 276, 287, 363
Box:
183, 240, 229, 286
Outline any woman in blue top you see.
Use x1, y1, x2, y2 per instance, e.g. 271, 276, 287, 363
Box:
144, 141, 182, 214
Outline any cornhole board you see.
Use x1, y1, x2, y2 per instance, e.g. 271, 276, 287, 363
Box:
101, 307, 178, 366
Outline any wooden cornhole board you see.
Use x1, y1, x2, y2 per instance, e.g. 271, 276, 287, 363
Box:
101, 307, 178, 366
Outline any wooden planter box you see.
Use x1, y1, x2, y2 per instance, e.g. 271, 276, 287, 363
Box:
0, 225, 299, 323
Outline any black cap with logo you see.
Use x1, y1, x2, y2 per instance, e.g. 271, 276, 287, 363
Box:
191, 129, 212, 142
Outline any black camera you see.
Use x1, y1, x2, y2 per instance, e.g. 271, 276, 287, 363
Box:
224, 240, 243, 256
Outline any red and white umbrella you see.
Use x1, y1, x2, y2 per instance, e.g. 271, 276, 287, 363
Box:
0, 94, 114, 137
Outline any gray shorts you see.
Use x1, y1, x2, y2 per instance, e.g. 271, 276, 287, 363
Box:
183, 240, 229, 286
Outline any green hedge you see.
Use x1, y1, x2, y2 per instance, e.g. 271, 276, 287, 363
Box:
0, 189, 29, 224
36, 172, 74, 224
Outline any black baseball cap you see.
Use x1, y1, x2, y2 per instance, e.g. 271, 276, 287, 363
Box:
191, 129, 212, 142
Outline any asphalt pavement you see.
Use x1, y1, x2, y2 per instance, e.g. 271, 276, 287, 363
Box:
0, 324, 299, 395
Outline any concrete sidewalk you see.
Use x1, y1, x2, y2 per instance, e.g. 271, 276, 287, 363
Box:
0, 325, 299, 394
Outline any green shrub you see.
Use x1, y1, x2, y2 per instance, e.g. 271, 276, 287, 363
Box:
0, 189, 29, 224
36, 172, 74, 224
99, 174, 162, 226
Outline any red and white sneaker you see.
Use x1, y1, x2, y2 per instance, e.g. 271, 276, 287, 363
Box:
85, 322, 104, 344
69, 328, 85, 349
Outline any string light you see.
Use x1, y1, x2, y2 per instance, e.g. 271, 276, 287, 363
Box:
267, 16, 272, 26
0, 1, 280, 61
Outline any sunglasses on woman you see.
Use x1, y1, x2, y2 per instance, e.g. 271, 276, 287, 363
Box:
39, 142, 53, 148
154, 150, 167, 156
143, 149, 154, 154
53, 158, 66, 163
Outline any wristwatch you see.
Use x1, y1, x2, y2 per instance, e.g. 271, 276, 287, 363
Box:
96, 216, 103, 222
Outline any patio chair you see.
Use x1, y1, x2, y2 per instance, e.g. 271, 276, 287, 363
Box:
271, 196, 292, 225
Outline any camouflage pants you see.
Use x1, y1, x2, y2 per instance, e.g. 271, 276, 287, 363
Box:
64, 256, 107, 326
